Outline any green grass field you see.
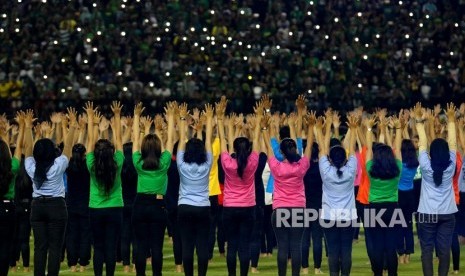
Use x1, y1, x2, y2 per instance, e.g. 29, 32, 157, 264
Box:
8, 234, 464, 276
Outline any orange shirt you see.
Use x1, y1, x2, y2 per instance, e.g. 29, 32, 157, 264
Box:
453, 152, 462, 205
356, 146, 370, 205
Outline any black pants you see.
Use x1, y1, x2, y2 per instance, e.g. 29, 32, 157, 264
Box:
66, 205, 91, 267
250, 206, 264, 268
397, 190, 415, 255
302, 218, 323, 269
272, 208, 304, 276
223, 206, 254, 276
323, 221, 354, 276
90, 207, 122, 276
418, 213, 455, 276
451, 223, 460, 271
365, 203, 399, 276
132, 194, 167, 276
0, 201, 16, 275
121, 204, 135, 266
178, 204, 211, 276
167, 207, 182, 265
353, 187, 363, 240
217, 205, 226, 254
208, 195, 219, 259
31, 197, 68, 276
261, 204, 275, 254
14, 200, 31, 268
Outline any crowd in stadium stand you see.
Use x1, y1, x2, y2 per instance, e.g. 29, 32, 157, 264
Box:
1, 0, 465, 118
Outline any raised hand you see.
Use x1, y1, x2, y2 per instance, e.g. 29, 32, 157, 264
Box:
215, 100, 226, 120
333, 111, 341, 128
67, 107, 78, 127
434, 104, 441, 116
295, 94, 306, 112
446, 102, 457, 122
134, 103, 145, 116
261, 94, 272, 112
178, 103, 189, 118
347, 114, 359, 129
253, 101, 264, 117
413, 103, 423, 120
99, 117, 110, 132
84, 102, 95, 118
204, 104, 214, 118
141, 116, 153, 130
191, 108, 200, 122
111, 101, 123, 115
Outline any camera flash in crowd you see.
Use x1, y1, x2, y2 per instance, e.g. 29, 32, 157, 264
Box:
165, 72, 170, 77
334, 17, 339, 23
405, 34, 410, 39
308, 89, 312, 94
85, 75, 90, 80
77, 27, 81, 32
156, 37, 161, 42
86, 38, 91, 43
223, 44, 227, 48
358, 83, 362, 88
97, 31, 101, 36
190, 27, 195, 32
325, 35, 329, 40
450, 51, 454, 56
123, 86, 128, 91
117, 71, 123, 76
207, 67, 211, 72
256, 24, 260, 29
354, 37, 359, 42
200, 46, 205, 51
61, 58, 66, 63
315, 25, 320, 30
307, 11, 311, 16
149, 82, 154, 87
363, 55, 368, 60
357, 12, 362, 17
61, 88, 65, 93
261, 52, 265, 57
376, 34, 380, 39
409, 12, 413, 17
92, 47, 98, 52
332, 55, 337, 60
437, 65, 442, 69
53, 40, 58, 45
243, 56, 248, 61
419, 23, 423, 27
43, 75, 48, 79
15, 28, 20, 32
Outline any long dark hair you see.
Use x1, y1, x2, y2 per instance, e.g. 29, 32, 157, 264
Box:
401, 139, 419, 169
429, 138, 451, 186
280, 138, 301, 163
33, 138, 57, 189
234, 137, 251, 178
329, 145, 347, 178
94, 139, 117, 196
0, 140, 13, 197
369, 144, 400, 180
140, 134, 161, 170
68, 143, 86, 173
184, 138, 207, 165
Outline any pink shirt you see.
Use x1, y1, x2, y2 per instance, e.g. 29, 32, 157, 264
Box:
354, 151, 362, 187
221, 151, 259, 207
269, 156, 310, 209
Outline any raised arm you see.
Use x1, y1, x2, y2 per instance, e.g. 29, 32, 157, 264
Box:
23, 110, 35, 158
215, 97, 228, 153
13, 112, 25, 160
261, 116, 274, 158
315, 116, 327, 158
303, 112, 316, 159
446, 103, 457, 152
84, 102, 96, 153
392, 116, 402, 161
177, 103, 189, 153
365, 116, 376, 162
164, 102, 175, 153
347, 114, 358, 156
132, 103, 144, 153
110, 101, 123, 151
252, 102, 264, 152
204, 104, 214, 153
62, 107, 77, 159
413, 103, 428, 152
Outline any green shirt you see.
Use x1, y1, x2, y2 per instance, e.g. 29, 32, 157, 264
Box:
132, 151, 172, 195
367, 159, 402, 203
4, 157, 20, 199
87, 150, 124, 208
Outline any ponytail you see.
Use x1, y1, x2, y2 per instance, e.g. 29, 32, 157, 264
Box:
234, 137, 251, 178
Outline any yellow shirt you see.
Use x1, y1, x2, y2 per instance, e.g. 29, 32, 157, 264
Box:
209, 137, 222, 196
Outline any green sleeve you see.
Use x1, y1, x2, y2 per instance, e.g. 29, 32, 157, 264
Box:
132, 151, 142, 171
366, 160, 373, 173
159, 151, 172, 171
11, 157, 20, 175
115, 150, 124, 167
86, 152, 95, 171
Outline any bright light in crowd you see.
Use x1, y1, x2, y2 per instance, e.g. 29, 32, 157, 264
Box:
276, 45, 281, 49
455, 23, 459, 27
207, 67, 211, 72
247, 44, 251, 49
307, 11, 311, 16
223, 44, 227, 48
315, 25, 320, 30
261, 52, 265, 56
202, 27, 207, 32
419, 23, 423, 27
121, 4, 125, 8
200, 46, 205, 51
43, 75, 47, 79
358, 83, 362, 88
42, 0, 46, 3
332, 55, 337, 60
211, 41, 215, 45
149, 82, 154, 87
54, 40, 58, 45
121, 31, 126, 36
325, 35, 329, 39
123, 86, 128, 91
409, 12, 413, 17
194, 42, 198, 46
182, 36, 187, 41
354, 37, 359, 42
289, 32, 293, 36
190, 27, 195, 32
405, 34, 410, 39
334, 17, 339, 23
309, 1, 314, 5
97, 31, 101, 35
256, 24, 260, 29
399, 1, 403, 5
308, 89, 312, 94
357, 12, 362, 17
228, 37, 232, 41
248, 75, 252, 80
77, 27, 81, 32
165, 28, 169, 32
0, 28, 4, 33
243, 56, 248, 61
206, 36, 211, 40
425, 14, 430, 19
210, 10, 215, 15
166, 22, 171, 27
438, 65, 442, 69
2, 14, 6, 18
365, 43, 369, 48
405, 52, 410, 57
93, 3, 97, 7
240, 10, 245, 15
86, 38, 91, 43
165, 72, 170, 77
61, 58, 65, 63
85, 75, 90, 80
15, 28, 20, 32
61, 88, 65, 93
238, 41, 242, 46
363, 55, 368, 60
156, 37, 161, 41
450, 51, 454, 56
83, 59, 88, 64
15, 18, 19, 22
92, 47, 98, 52
117, 71, 122, 76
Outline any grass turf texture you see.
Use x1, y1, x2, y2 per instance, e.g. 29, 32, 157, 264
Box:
9, 234, 464, 276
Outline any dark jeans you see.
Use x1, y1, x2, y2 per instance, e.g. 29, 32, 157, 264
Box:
132, 194, 167, 276
302, 218, 323, 269
457, 192, 465, 236
31, 197, 68, 276
90, 207, 122, 276
0, 201, 16, 275
272, 208, 304, 276
223, 206, 255, 276
208, 195, 219, 259
322, 221, 354, 276
451, 226, 460, 271
167, 207, 182, 265
397, 190, 415, 255
365, 203, 398, 276
418, 213, 455, 276
66, 205, 91, 267
121, 204, 135, 266
261, 204, 275, 254
360, 203, 373, 270
178, 204, 211, 276
13, 200, 31, 268
250, 206, 264, 268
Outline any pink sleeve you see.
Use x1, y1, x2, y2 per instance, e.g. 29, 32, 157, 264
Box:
268, 156, 280, 172
220, 152, 233, 168
299, 157, 310, 172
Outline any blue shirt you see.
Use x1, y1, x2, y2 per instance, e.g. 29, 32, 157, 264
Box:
25, 155, 69, 198
458, 161, 465, 192
177, 151, 213, 207
319, 155, 357, 221
398, 163, 418, 191
266, 137, 303, 193
418, 150, 458, 215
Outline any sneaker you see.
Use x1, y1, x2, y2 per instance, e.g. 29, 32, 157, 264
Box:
315, 268, 324, 274
404, 254, 410, 264
398, 254, 405, 264
79, 266, 86, 272
123, 265, 130, 273
70, 266, 77, 272
301, 267, 309, 274
175, 265, 183, 273
251, 267, 259, 273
